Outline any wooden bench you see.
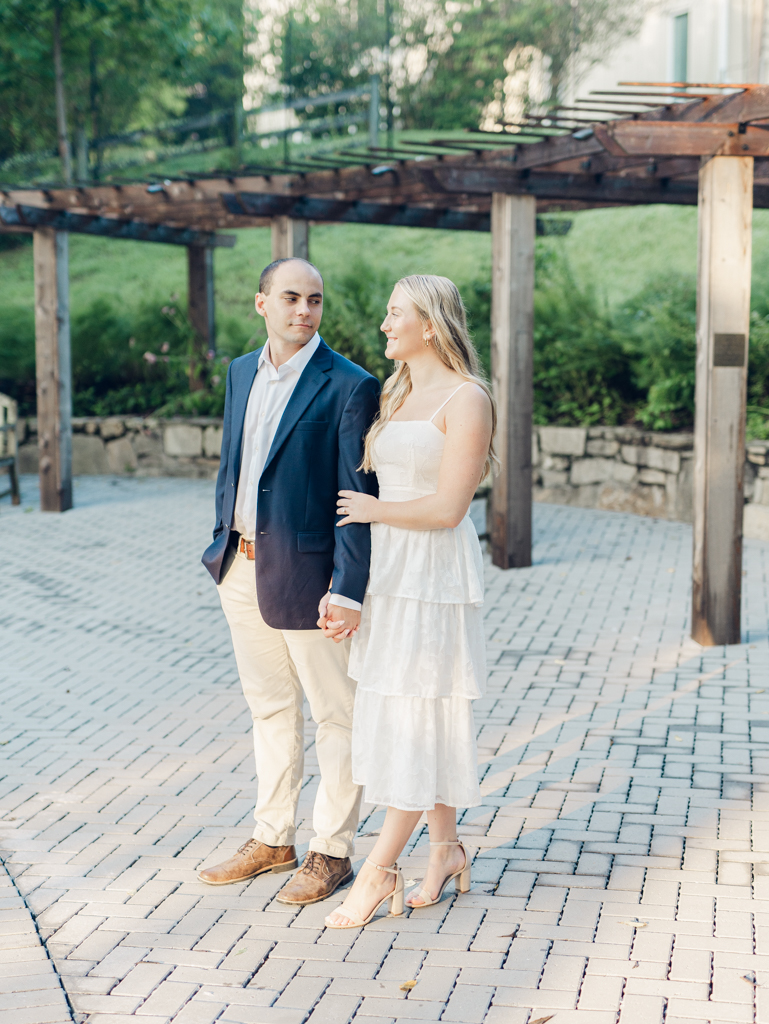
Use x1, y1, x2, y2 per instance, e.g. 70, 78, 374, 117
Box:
0, 393, 20, 505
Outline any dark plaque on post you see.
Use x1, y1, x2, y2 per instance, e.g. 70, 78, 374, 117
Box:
713, 333, 746, 367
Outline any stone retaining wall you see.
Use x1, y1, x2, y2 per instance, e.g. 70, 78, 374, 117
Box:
533, 425, 695, 521
533, 424, 769, 540
13, 415, 769, 539
17, 416, 223, 480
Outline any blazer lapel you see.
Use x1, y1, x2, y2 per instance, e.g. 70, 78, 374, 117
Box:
230, 348, 262, 476
260, 340, 333, 478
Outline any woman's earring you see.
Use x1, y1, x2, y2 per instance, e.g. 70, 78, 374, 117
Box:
424, 335, 430, 348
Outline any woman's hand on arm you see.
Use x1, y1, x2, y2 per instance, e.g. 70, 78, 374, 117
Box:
337, 383, 492, 532
336, 491, 379, 526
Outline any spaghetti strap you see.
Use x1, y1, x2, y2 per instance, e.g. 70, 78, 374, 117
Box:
429, 381, 473, 423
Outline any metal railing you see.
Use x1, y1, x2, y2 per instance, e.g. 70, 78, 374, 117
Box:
0, 77, 381, 183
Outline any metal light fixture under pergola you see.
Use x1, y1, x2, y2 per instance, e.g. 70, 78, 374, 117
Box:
3, 81, 768, 647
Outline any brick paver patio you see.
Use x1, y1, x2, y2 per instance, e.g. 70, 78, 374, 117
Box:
2, 475, 769, 1024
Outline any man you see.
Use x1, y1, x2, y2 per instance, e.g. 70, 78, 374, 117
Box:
199, 257, 379, 906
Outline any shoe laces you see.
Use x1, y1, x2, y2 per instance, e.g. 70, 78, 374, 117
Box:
237, 839, 260, 855
302, 851, 327, 878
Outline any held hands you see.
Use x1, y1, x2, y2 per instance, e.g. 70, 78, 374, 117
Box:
317, 590, 361, 643
337, 489, 378, 525
316, 488, 375, 642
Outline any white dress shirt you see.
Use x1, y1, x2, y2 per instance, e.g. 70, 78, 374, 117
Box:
233, 333, 360, 612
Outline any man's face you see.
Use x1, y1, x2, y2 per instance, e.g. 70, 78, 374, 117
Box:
255, 261, 323, 347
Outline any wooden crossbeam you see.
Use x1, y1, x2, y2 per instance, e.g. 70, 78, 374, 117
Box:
596, 121, 769, 157
224, 192, 492, 231
0, 203, 236, 247
425, 165, 701, 203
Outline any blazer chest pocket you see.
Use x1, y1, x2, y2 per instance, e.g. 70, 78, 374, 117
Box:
297, 532, 334, 553
294, 421, 328, 431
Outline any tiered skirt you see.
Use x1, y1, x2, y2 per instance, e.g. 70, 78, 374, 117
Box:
348, 514, 486, 811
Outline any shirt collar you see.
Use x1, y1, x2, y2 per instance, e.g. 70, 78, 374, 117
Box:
259, 332, 321, 378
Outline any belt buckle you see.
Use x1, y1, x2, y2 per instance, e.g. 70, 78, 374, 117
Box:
239, 537, 255, 560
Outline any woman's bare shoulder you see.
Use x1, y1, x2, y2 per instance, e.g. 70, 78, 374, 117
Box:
451, 381, 492, 415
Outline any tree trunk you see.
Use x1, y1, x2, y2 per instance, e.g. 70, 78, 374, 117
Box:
52, 1, 72, 185
89, 39, 101, 180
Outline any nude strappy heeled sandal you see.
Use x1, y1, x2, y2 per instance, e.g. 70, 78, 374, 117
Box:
324, 859, 404, 930
406, 840, 471, 909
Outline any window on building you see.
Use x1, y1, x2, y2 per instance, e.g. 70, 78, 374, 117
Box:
673, 12, 689, 84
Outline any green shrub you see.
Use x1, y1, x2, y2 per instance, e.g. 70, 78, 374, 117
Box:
70, 297, 194, 416
746, 311, 769, 440
463, 277, 491, 378
532, 255, 634, 426
0, 305, 35, 413
617, 274, 697, 431
321, 265, 392, 382
0, 294, 209, 416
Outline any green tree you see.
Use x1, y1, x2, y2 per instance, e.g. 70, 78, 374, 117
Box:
256, 0, 647, 134
0, 0, 246, 175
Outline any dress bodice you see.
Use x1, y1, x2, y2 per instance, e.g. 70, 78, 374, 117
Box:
365, 420, 485, 608
372, 420, 447, 501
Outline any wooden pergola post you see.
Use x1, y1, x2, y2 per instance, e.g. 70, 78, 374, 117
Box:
271, 216, 309, 261
33, 227, 72, 512
187, 244, 215, 390
490, 192, 536, 569
692, 155, 754, 646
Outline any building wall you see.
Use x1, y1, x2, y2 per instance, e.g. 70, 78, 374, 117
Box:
561, 0, 769, 109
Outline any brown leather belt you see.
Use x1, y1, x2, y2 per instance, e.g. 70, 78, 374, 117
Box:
239, 537, 256, 560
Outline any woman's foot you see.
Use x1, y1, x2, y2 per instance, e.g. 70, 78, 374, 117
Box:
325, 859, 397, 928
406, 842, 467, 907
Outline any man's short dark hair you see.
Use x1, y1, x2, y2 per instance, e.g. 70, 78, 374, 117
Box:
259, 257, 324, 295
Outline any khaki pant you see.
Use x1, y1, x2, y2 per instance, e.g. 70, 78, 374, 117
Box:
217, 548, 361, 858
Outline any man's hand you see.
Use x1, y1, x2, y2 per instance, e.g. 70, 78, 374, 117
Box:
318, 592, 360, 643
317, 590, 331, 624
326, 604, 361, 642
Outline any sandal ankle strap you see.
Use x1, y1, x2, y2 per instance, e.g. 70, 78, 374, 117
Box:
429, 840, 463, 846
366, 858, 398, 874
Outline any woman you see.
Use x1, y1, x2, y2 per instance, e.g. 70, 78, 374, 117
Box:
323, 274, 495, 929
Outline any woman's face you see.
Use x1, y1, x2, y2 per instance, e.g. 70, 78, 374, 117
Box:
380, 285, 432, 362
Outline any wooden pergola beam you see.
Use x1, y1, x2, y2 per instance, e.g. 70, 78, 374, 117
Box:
0, 204, 236, 247
597, 121, 769, 157
227, 192, 494, 231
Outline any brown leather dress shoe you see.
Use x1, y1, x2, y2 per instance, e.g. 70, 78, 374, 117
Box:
197, 839, 297, 885
275, 851, 353, 906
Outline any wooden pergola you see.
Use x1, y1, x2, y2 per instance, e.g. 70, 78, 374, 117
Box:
3, 82, 769, 647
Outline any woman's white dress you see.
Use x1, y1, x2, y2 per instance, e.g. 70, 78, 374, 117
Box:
348, 406, 486, 811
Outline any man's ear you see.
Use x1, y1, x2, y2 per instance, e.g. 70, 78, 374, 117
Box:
255, 292, 267, 319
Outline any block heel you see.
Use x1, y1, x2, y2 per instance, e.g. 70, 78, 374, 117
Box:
406, 840, 471, 908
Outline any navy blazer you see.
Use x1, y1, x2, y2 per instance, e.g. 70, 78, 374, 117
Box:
202, 338, 380, 629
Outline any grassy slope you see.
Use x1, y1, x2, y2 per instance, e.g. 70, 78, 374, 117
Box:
3, 204, 769, 329
0, 222, 492, 328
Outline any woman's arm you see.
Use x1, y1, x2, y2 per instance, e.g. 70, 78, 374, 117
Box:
337, 383, 492, 532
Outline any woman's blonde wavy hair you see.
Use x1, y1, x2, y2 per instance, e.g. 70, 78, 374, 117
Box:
361, 274, 498, 481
